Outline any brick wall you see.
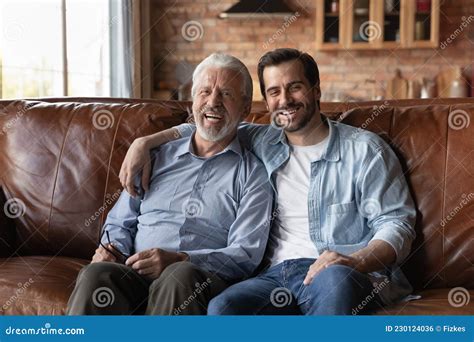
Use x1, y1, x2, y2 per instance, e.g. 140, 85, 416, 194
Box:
151, 0, 473, 101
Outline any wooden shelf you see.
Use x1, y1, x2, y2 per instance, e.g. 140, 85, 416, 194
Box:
315, 0, 439, 50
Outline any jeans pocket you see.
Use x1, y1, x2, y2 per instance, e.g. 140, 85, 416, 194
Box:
291, 259, 315, 306
296, 282, 310, 306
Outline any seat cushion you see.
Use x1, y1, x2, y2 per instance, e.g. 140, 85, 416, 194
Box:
1, 256, 472, 315
0, 256, 88, 315
375, 289, 474, 315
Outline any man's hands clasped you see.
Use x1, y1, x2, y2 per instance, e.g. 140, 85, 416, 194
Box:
125, 248, 188, 280
91, 246, 188, 280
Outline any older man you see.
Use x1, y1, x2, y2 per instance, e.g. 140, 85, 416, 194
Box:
67, 53, 273, 315
119, 48, 416, 315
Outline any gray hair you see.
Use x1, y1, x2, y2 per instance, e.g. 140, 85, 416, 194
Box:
191, 53, 253, 107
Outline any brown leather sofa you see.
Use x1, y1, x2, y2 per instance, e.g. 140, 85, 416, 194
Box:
0, 97, 472, 315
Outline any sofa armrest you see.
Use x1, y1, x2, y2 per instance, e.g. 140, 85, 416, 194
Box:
0, 187, 16, 258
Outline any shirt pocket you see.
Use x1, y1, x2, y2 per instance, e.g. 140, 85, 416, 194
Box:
169, 183, 194, 215
326, 201, 364, 244
141, 182, 178, 213
204, 189, 239, 232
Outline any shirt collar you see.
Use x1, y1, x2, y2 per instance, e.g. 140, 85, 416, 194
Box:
175, 129, 244, 159
320, 119, 340, 162
269, 118, 340, 162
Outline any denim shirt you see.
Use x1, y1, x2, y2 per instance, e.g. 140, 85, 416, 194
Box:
178, 120, 417, 305
102, 132, 273, 282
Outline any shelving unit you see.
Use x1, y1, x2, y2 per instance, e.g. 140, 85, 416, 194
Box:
315, 0, 440, 50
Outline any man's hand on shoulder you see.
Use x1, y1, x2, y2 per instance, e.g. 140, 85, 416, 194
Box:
125, 248, 188, 280
119, 128, 183, 197
119, 137, 152, 197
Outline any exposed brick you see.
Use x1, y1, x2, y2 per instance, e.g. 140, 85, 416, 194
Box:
151, 0, 474, 100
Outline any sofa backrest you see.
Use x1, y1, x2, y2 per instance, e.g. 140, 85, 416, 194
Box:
0, 99, 188, 259
0, 97, 472, 291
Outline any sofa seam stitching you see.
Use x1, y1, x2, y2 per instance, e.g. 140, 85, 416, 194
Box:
442, 105, 450, 288
47, 103, 77, 240
99, 105, 126, 237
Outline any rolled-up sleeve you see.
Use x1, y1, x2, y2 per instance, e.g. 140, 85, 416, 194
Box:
358, 145, 417, 264
182, 165, 273, 282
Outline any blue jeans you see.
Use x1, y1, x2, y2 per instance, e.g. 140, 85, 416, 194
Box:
208, 258, 383, 315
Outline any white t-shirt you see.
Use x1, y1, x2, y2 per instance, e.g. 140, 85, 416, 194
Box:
267, 138, 328, 266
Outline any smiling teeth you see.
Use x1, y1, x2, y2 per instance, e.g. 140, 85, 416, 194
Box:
205, 114, 223, 122
205, 113, 222, 117
276, 110, 289, 116
279, 109, 297, 115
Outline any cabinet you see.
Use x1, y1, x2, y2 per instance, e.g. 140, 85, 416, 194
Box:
316, 0, 440, 50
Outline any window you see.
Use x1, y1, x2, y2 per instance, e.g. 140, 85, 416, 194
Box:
0, 0, 111, 98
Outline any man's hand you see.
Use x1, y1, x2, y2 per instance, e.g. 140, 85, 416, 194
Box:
91, 244, 118, 263
119, 137, 152, 197
303, 250, 361, 285
125, 248, 188, 280
303, 240, 398, 285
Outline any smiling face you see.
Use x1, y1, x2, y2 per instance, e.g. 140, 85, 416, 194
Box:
192, 67, 248, 142
263, 60, 321, 133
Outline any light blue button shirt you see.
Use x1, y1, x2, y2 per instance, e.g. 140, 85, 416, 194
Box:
178, 120, 417, 304
102, 131, 273, 282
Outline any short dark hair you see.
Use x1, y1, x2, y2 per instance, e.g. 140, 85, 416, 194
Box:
257, 48, 320, 100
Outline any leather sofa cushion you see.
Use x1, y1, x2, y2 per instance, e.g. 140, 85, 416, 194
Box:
375, 289, 474, 315
2, 255, 471, 315
0, 256, 88, 315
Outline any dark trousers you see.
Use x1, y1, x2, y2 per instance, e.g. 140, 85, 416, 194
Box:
66, 261, 227, 315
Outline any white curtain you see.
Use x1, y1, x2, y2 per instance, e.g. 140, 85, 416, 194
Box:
109, 0, 133, 97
